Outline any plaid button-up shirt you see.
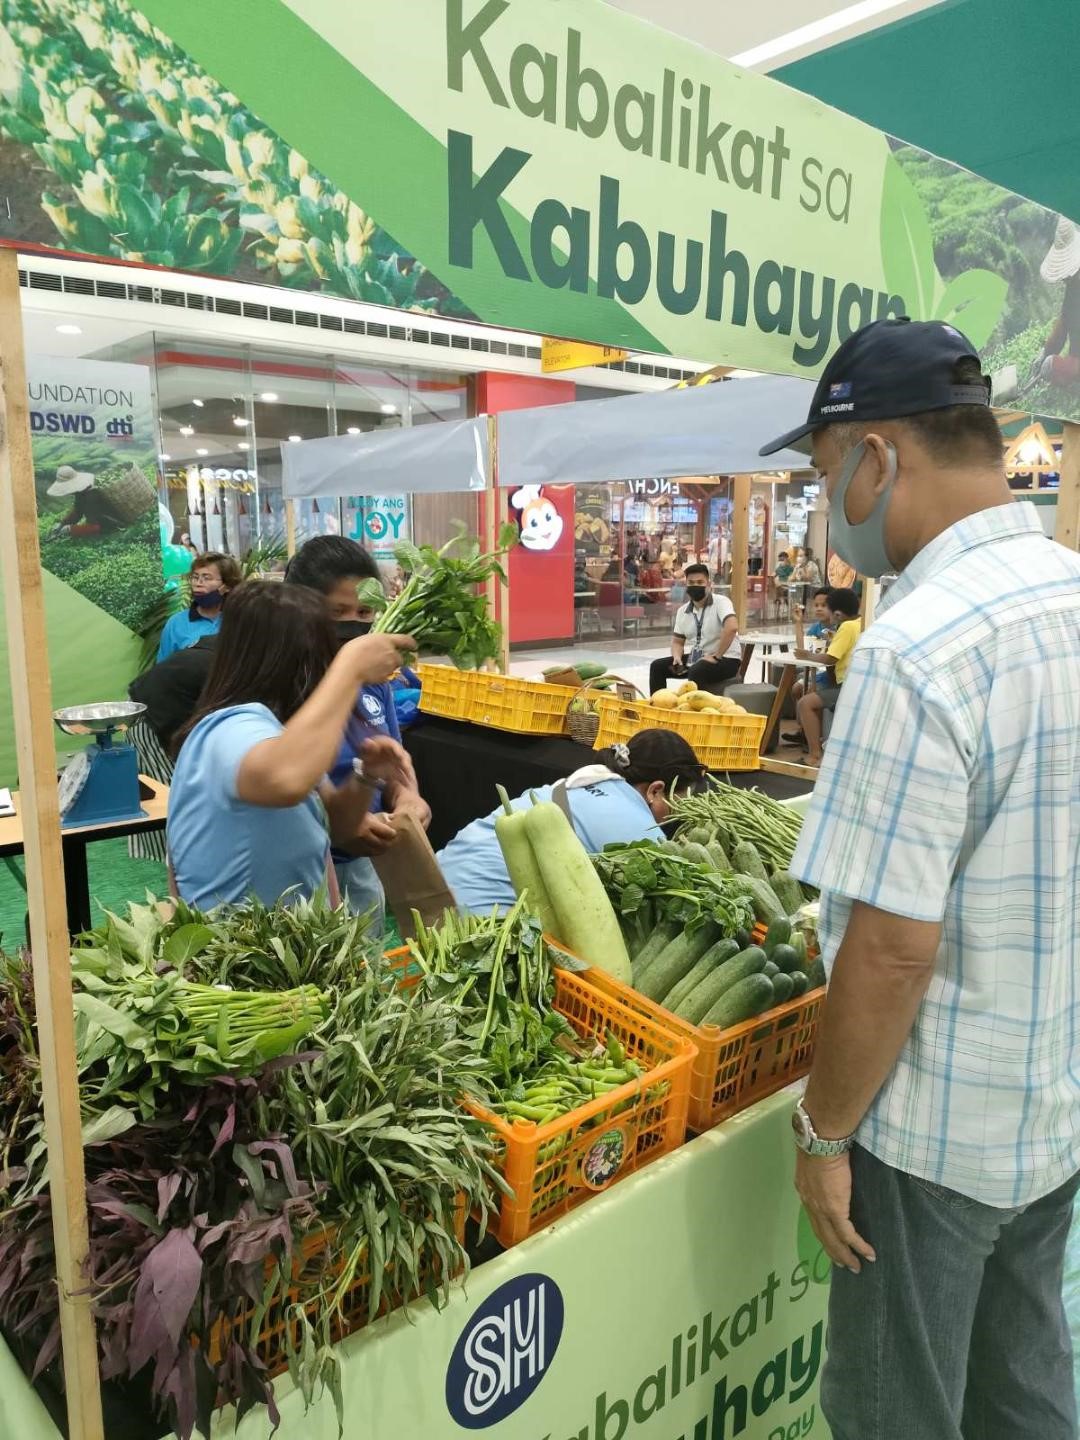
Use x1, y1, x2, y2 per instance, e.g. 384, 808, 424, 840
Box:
792, 501, 1080, 1207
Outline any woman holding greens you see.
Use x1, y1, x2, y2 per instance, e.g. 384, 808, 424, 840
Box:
438, 730, 705, 915
167, 581, 414, 911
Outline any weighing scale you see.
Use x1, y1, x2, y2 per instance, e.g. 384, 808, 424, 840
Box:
54, 701, 148, 829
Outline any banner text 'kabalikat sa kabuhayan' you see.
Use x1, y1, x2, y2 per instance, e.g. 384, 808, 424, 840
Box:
445, 0, 907, 366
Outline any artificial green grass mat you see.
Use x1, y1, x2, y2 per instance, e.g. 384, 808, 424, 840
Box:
0, 839, 167, 948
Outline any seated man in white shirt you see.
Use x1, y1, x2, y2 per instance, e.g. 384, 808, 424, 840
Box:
648, 563, 741, 695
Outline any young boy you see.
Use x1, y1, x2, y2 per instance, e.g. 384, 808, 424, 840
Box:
794, 587, 861, 766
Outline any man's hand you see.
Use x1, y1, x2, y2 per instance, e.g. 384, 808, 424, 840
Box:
795, 1150, 876, 1274
348, 811, 398, 857
391, 791, 431, 830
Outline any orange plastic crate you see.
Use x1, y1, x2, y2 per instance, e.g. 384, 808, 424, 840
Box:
207, 1203, 465, 1377
465, 967, 695, 1247
581, 966, 824, 1133
416, 661, 477, 721
470, 673, 579, 736
592, 694, 766, 771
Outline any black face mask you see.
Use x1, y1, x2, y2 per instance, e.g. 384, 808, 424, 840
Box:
686, 585, 708, 603
334, 619, 373, 647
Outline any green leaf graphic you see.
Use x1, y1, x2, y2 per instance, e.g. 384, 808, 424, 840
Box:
933, 268, 1009, 350
880, 154, 938, 321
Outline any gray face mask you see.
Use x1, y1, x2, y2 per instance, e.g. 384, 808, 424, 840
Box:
827, 439, 898, 579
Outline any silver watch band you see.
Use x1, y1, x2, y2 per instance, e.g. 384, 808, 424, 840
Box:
792, 1100, 855, 1157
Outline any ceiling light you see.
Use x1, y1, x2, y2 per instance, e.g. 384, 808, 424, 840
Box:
55, 323, 82, 335
192, 398, 204, 408
730, 0, 919, 68
347, 426, 361, 435
288, 434, 302, 443
179, 425, 195, 437
233, 415, 248, 427
259, 391, 279, 403
195, 448, 209, 456
380, 403, 398, 415
158, 453, 171, 462
237, 442, 250, 451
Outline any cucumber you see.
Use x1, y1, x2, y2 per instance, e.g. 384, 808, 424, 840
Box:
736, 875, 787, 927
770, 944, 802, 975
661, 939, 740, 1010
678, 841, 716, 870
707, 840, 733, 872
806, 956, 827, 990
639, 923, 721, 1001
790, 931, 809, 970
789, 970, 809, 997
703, 974, 776, 1029
678, 946, 767, 1024
770, 872, 805, 915
763, 960, 779, 978
732, 841, 769, 883
686, 826, 713, 846
762, 917, 792, 956
632, 919, 681, 975
770, 972, 795, 1005
734, 927, 752, 951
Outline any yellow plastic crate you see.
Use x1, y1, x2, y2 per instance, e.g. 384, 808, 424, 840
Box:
593, 693, 766, 771
416, 662, 477, 722
471, 673, 579, 737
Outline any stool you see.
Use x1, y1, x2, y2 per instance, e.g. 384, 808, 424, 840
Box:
723, 682, 780, 754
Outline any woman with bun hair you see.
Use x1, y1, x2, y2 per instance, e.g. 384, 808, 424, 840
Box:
438, 729, 706, 915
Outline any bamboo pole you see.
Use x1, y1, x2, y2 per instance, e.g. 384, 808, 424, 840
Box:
484, 415, 510, 672
731, 473, 751, 633
0, 250, 104, 1438
1053, 423, 1080, 552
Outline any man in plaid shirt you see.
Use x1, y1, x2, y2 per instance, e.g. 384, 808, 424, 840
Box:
761, 318, 1080, 1440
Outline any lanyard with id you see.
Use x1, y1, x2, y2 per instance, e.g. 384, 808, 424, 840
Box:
687, 602, 707, 665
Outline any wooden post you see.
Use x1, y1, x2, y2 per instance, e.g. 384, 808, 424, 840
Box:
859, 576, 877, 629
482, 415, 510, 672
0, 250, 104, 1437
731, 472, 751, 633
1054, 422, 1080, 551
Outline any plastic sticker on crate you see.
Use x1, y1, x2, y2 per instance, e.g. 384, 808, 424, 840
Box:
467, 968, 694, 1247
592, 694, 766, 771
582, 966, 824, 1133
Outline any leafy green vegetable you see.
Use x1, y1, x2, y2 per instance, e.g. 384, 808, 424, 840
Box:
360, 522, 517, 670
592, 840, 755, 938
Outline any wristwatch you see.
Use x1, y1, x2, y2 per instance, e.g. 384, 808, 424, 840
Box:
792, 1099, 855, 1158
352, 756, 385, 791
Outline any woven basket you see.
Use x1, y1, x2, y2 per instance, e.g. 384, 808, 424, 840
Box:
567, 676, 642, 746
97, 464, 156, 524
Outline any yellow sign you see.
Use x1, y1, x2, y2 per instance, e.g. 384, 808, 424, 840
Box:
541, 337, 629, 374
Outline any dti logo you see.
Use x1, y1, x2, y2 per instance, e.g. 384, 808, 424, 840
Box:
445, 1273, 564, 1429
510, 485, 564, 552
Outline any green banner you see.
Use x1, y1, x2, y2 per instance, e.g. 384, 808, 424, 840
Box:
0, 0, 1072, 417
0, 355, 162, 784
0, 1093, 833, 1440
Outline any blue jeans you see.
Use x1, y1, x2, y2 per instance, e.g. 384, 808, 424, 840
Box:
824, 1145, 1080, 1439
333, 855, 386, 933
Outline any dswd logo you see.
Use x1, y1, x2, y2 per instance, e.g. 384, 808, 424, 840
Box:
446, 1273, 564, 1428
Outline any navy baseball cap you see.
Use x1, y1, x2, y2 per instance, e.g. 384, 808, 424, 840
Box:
759, 318, 992, 457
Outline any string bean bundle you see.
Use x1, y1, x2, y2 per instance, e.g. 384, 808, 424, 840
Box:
670, 780, 806, 875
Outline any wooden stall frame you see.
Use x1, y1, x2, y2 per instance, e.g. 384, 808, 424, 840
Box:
1053, 423, 1080, 551
731, 472, 751, 634
0, 250, 105, 1437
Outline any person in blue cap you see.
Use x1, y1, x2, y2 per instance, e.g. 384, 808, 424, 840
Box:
761, 317, 1080, 1440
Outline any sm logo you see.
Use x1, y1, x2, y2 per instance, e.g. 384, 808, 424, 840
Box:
445, 1273, 564, 1428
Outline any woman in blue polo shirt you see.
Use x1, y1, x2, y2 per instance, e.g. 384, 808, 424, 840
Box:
157, 551, 242, 660
438, 730, 705, 915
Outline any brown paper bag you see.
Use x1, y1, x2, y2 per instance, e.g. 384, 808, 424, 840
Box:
371, 810, 457, 941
